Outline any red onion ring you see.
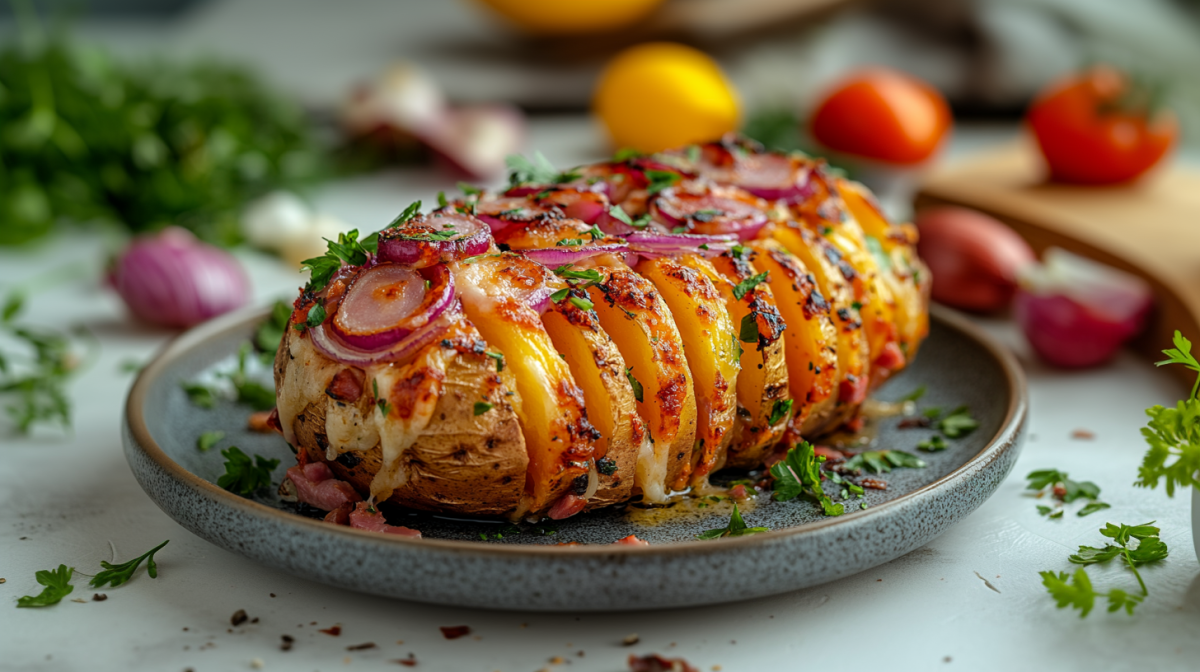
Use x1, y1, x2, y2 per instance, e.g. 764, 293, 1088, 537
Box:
537, 188, 610, 224
521, 243, 630, 268
376, 212, 492, 267
650, 189, 768, 241
310, 301, 463, 367
625, 230, 738, 259
330, 264, 454, 350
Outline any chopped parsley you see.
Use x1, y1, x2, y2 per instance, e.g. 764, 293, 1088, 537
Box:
196, 430, 225, 452
485, 351, 505, 372
607, 205, 634, 227
584, 225, 605, 240
373, 378, 393, 416
644, 169, 681, 195
739, 313, 759, 344
254, 300, 292, 360
16, 565, 74, 608
473, 401, 494, 416
568, 296, 594, 311
771, 441, 843, 516
549, 287, 571, 304
553, 265, 604, 286
625, 367, 644, 403
1077, 502, 1112, 517
692, 209, 723, 222
768, 399, 793, 425
1041, 569, 1142, 618
0, 291, 81, 434
506, 152, 581, 186
937, 406, 978, 438
898, 385, 927, 402
917, 435, 947, 452
457, 182, 483, 197
695, 502, 769, 540
437, 191, 448, 208
1042, 522, 1167, 617
731, 271, 769, 300
217, 446, 279, 496
843, 450, 926, 473
671, 226, 688, 234
556, 238, 585, 247
612, 148, 644, 161
90, 540, 170, 588
1026, 469, 1102, 503
182, 382, 216, 409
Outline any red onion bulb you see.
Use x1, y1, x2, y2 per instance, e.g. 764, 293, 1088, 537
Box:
1015, 247, 1152, 368
110, 227, 250, 328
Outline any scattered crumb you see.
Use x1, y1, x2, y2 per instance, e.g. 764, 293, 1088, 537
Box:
876, 579, 882, 582
860, 478, 888, 490
251, 617, 260, 624
93, 593, 107, 601
622, 634, 640, 646
713, 667, 722, 671
227, 629, 234, 634
944, 656, 952, 663
549, 656, 565, 664
320, 625, 342, 636
577, 651, 585, 657
0, 578, 6, 583
71, 598, 87, 603
473, 635, 482, 641
730, 640, 736, 645
628, 653, 699, 672
669, 643, 676, 647
520, 623, 528, 628
231, 609, 249, 626
183, 627, 189, 631
393, 654, 418, 667
440, 625, 471, 640
248, 410, 274, 432
311, 621, 318, 625
346, 643, 377, 651
396, 640, 404, 645
280, 635, 294, 652
270, 593, 276, 598
343, 656, 351, 665
250, 658, 264, 669
1071, 429, 1095, 440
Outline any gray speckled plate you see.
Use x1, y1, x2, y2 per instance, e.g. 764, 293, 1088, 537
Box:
123, 304, 1026, 612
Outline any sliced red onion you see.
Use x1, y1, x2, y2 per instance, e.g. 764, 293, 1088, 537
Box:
109, 227, 250, 329
521, 244, 630, 268
650, 190, 768, 241
376, 212, 492, 268
311, 301, 462, 367
1015, 248, 1152, 368
538, 189, 610, 224
474, 196, 554, 233
330, 264, 454, 350
625, 230, 738, 259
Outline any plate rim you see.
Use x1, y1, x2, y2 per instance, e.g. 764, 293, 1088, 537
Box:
125, 303, 1026, 558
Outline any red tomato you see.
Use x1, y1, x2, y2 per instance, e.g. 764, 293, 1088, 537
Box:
1027, 66, 1177, 184
810, 69, 951, 165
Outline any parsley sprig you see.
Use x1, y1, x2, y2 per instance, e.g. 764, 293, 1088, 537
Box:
696, 502, 768, 540
1026, 468, 1109, 517
506, 152, 581, 186
1136, 330, 1200, 495
217, 446, 280, 495
299, 201, 421, 292
90, 540, 170, 588
1, 291, 84, 433
16, 565, 74, 608
843, 449, 926, 473
771, 441, 844, 516
1040, 521, 1168, 617
731, 271, 769, 301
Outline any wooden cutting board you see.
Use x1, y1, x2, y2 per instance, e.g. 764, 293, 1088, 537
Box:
914, 141, 1200, 380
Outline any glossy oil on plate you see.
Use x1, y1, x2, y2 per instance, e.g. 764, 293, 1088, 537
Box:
123, 304, 1026, 612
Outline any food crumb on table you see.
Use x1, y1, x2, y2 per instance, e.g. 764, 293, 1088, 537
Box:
250, 657, 264, 669
1071, 429, 1095, 439
622, 634, 640, 646
231, 609, 248, 626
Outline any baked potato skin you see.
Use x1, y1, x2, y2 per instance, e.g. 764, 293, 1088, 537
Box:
276, 321, 529, 518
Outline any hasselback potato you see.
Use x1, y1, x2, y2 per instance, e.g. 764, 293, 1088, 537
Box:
274, 135, 931, 522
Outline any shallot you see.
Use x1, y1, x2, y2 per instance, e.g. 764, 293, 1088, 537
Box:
915, 206, 1035, 313
1015, 247, 1152, 368
110, 227, 250, 328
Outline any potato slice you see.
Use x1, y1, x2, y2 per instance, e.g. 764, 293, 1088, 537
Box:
542, 289, 645, 509
708, 251, 790, 469
837, 179, 931, 367
279, 321, 528, 518
637, 255, 740, 488
746, 239, 839, 433
453, 254, 596, 517
587, 264, 696, 503
770, 223, 871, 433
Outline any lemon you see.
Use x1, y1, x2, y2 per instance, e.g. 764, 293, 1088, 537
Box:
472, 0, 666, 35
593, 42, 740, 154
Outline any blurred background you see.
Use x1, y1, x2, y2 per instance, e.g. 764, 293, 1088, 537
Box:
1, 0, 1196, 408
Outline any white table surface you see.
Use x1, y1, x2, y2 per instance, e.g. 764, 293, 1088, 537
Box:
4, 115, 1200, 672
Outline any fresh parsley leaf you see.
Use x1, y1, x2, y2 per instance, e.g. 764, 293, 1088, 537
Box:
922, 406, 943, 419
373, 378, 393, 417
692, 209, 722, 223
458, 182, 483, 197
1136, 336, 1200, 496
1037, 505, 1055, 516
197, 430, 225, 452
768, 399, 793, 425
234, 380, 276, 412
584, 225, 604, 240
1025, 469, 1101, 503
305, 302, 326, 329
1056, 520, 1168, 610
0, 307, 80, 433
556, 238, 585, 247
506, 152, 580, 186
568, 296, 594, 311
474, 401, 493, 416
300, 255, 341, 293
16, 564, 74, 608
899, 385, 927, 402
844, 450, 926, 473
625, 367, 644, 403
612, 148, 643, 162
938, 406, 978, 438
671, 226, 688, 234
739, 313, 759, 344
731, 271, 769, 301
607, 205, 634, 227
3, 292, 25, 322
1078, 501, 1112, 517
1156, 330, 1200, 398
770, 441, 844, 516
696, 502, 769, 540
217, 446, 279, 495
437, 191, 448, 208
1068, 544, 1124, 565
254, 300, 292, 356
1049, 509, 1064, 519
485, 351, 505, 372
917, 435, 948, 452
90, 540, 169, 588
553, 266, 604, 285
644, 170, 681, 195
549, 287, 571, 304
182, 382, 216, 409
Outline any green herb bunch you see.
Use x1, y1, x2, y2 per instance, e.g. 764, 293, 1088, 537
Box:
1136, 331, 1200, 495
1, 24, 324, 247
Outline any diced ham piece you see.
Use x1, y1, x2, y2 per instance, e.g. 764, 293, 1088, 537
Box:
347, 502, 422, 537
628, 654, 699, 672
547, 493, 587, 520
838, 373, 869, 405
326, 367, 365, 402
874, 341, 906, 372
286, 462, 362, 512
613, 534, 650, 547
813, 446, 846, 461
324, 504, 352, 525
247, 410, 276, 433
728, 484, 750, 500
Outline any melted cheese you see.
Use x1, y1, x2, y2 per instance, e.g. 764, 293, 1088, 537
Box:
366, 347, 450, 502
